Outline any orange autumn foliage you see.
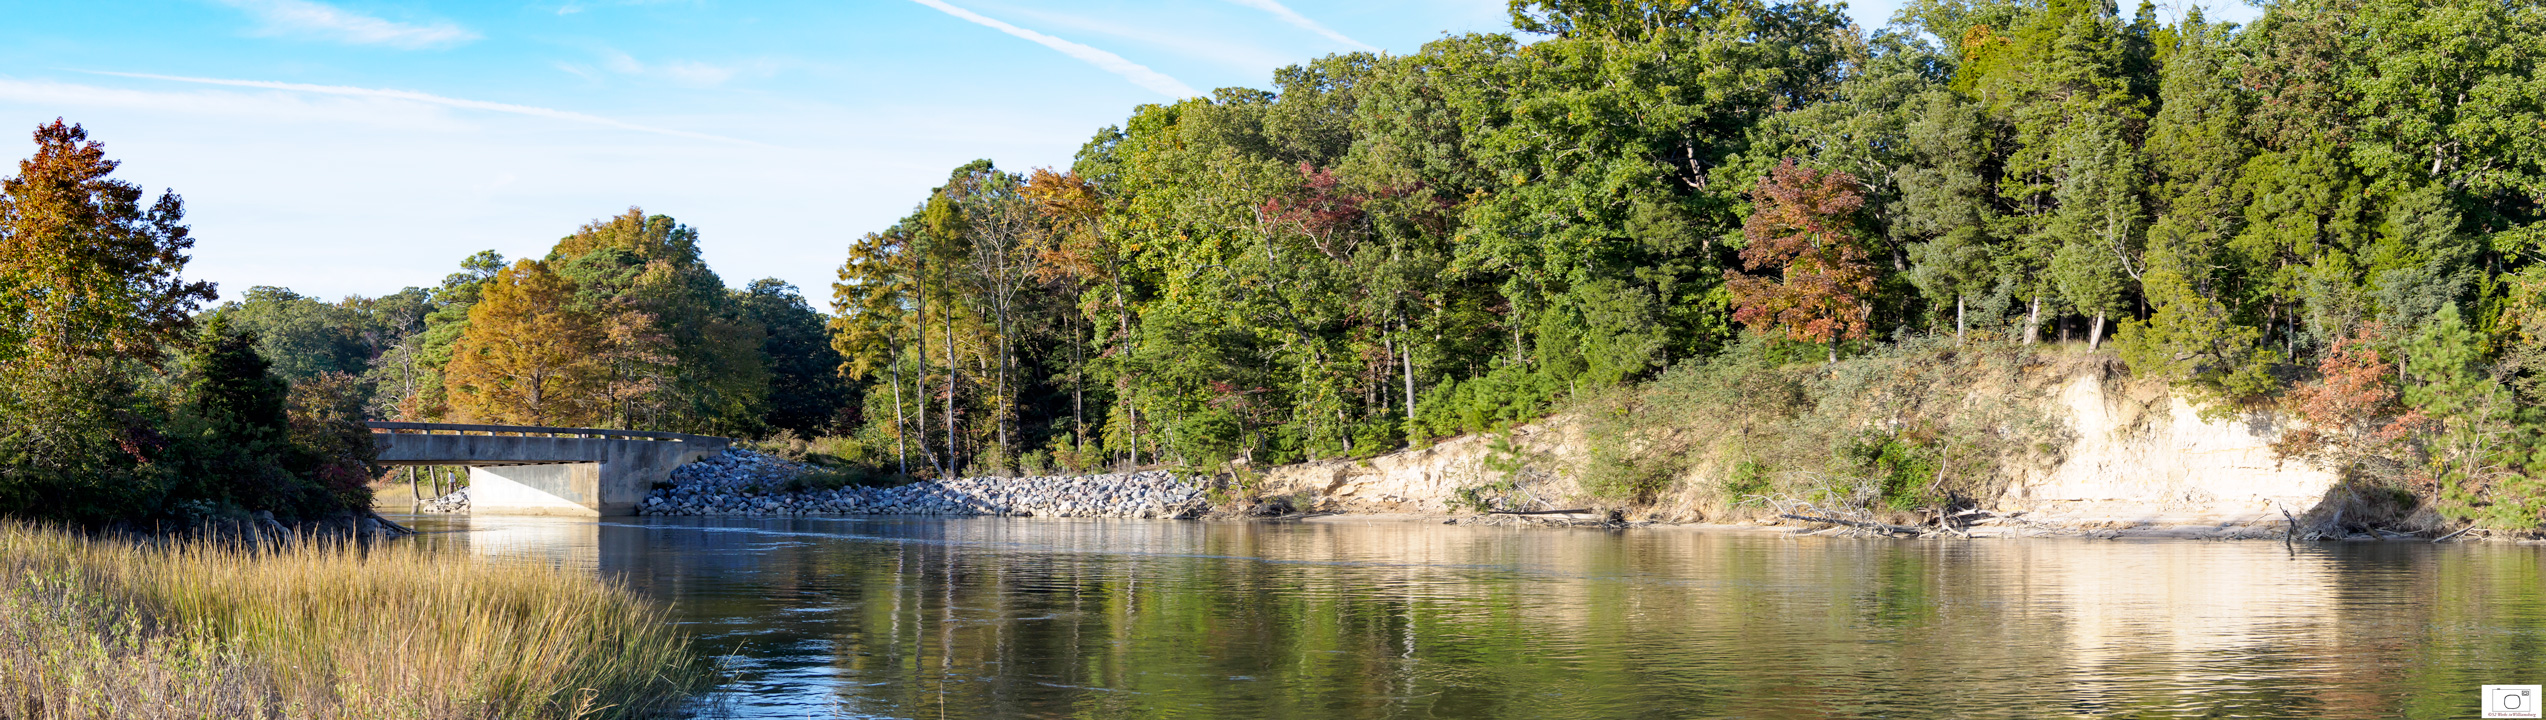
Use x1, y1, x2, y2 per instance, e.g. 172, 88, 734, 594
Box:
1725, 159, 1877, 352
2276, 325, 2419, 465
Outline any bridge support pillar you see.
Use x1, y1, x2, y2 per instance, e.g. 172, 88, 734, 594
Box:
470, 464, 608, 517
464, 442, 716, 517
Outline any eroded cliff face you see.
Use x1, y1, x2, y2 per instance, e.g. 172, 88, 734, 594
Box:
1258, 361, 2339, 530
2001, 369, 2336, 529
1256, 420, 1582, 515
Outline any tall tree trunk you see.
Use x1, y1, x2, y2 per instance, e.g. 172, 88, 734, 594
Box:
1115, 270, 1134, 469
915, 311, 935, 475
1401, 322, 1416, 425
891, 350, 908, 476
996, 313, 1010, 468
2022, 296, 2042, 345
1072, 311, 1084, 463
2089, 310, 2106, 352
945, 310, 957, 475
1955, 294, 1966, 346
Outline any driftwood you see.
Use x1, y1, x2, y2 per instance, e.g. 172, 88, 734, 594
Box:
2433, 525, 2479, 543
1488, 508, 1593, 516
1778, 513, 1924, 536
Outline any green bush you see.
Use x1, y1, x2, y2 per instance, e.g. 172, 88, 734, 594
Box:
1841, 433, 1944, 511
1723, 461, 1771, 505
1412, 360, 1566, 441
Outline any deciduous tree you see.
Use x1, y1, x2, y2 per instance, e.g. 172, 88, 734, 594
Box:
1726, 160, 1876, 362
444, 260, 600, 426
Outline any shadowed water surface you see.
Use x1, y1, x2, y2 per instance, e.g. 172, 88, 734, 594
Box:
393, 514, 2546, 719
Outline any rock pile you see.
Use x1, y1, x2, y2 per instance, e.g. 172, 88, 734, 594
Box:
636, 449, 1211, 519
417, 489, 468, 514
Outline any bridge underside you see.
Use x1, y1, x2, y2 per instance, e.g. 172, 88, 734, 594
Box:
374, 429, 726, 517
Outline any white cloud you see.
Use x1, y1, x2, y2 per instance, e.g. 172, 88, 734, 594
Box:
0, 74, 1096, 305
999, 7, 1296, 72
1225, 0, 1377, 52
581, 49, 779, 89
905, 0, 1198, 99
0, 76, 470, 131
553, 0, 700, 16
80, 71, 763, 145
216, 0, 479, 49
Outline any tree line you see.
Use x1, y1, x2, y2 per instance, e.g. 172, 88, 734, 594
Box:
217, 210, 854, 440
823, 0, 2546, 511
0, 123, 856, 524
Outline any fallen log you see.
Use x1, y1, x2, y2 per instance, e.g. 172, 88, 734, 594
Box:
1778, 513, 1925, 536
2433, 524, 2479, 543
1489, 508, 1594, 516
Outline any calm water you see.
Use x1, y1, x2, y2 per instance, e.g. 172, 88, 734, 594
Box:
393, 514, 2546, 719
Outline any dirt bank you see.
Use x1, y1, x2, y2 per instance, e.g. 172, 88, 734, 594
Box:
1255, 354, 2358, 540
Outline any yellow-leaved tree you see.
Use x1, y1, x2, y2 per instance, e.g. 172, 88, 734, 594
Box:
443, 260, 599, 426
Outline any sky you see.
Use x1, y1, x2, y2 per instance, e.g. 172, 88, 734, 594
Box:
0, 0, 2257, 307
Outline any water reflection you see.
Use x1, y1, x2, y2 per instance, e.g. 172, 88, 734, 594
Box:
395, 514, 2546, 719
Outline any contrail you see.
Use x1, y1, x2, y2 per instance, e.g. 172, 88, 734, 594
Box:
83, 70, 764, 146
1225, 0, 1377, 52
906, 0, 1198, 99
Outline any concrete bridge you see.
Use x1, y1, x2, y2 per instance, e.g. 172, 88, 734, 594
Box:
371, 422, 730, 517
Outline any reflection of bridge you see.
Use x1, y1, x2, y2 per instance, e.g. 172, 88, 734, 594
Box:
371, 422, 729, 517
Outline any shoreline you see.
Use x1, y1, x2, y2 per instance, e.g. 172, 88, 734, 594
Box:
395, 449, 2531, 544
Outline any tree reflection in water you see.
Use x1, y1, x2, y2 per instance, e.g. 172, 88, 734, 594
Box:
404, 515, 2546, 720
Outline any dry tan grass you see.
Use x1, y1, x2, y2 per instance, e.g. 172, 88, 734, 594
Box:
0, 522, 713, 720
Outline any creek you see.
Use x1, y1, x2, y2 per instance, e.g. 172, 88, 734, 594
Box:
392, 514, 2546, 719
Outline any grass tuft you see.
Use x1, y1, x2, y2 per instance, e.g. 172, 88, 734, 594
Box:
0, 522, 715, 719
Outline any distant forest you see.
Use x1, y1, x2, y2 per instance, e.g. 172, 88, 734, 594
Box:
218, 211, 850, 439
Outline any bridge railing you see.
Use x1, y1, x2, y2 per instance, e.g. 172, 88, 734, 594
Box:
367, 421, 728, 445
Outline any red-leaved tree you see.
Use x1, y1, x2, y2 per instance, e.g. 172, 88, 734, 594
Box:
1258, 162, 1367, 260
2275, 324, 2421, 478
1725, 159, 1875, 362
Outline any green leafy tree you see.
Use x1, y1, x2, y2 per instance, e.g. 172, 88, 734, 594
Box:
162, 315, 303, 515
1895, 89, 1998, 343
2046, 117, 2143, 350
2403, 305, 2538, 529
0, 120, 215, 523
402, 250, 505, 419
740, 279, 854, 436
548, 208, 768, 434
219, 286, 369, 382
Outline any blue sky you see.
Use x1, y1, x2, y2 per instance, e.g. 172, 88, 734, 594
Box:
0, 0, 2254, 306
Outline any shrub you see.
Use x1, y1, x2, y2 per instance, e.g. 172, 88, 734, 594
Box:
1562, 334, 2070, 519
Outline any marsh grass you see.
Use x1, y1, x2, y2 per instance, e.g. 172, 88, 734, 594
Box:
0, 522, 715, 719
